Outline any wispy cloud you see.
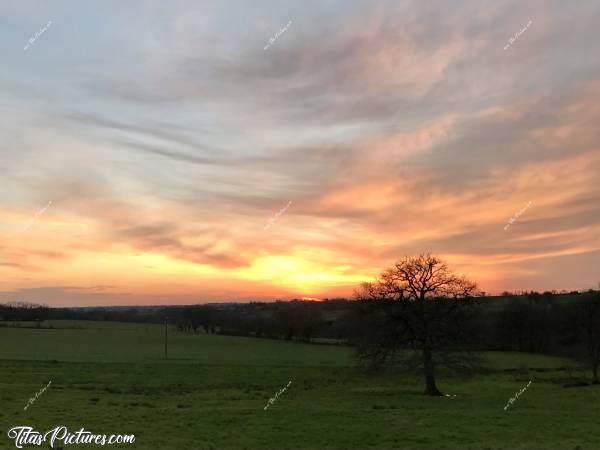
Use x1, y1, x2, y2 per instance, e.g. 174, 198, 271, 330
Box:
1, 1, 600, 302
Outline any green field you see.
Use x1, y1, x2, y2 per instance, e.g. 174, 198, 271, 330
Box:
1, 321, 599, 449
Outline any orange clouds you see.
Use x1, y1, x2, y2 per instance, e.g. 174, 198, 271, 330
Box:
2, 1, 600, 304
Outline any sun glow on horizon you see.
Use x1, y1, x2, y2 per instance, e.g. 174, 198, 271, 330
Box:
235, 255, 369, 294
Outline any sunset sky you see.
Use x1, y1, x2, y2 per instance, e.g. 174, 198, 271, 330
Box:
1, 1, 599, 306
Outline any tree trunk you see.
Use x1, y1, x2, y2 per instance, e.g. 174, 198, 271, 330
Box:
422, 344, 443, 396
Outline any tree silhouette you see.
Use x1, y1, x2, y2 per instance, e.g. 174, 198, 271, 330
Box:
355, 254, 480, 396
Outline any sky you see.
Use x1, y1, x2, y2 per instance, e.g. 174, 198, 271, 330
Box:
1, 0, 600, 306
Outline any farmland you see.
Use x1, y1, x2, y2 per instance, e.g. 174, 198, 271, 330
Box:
1, 321, 599, 449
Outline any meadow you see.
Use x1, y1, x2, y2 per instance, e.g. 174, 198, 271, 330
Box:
1, 321, 599, 449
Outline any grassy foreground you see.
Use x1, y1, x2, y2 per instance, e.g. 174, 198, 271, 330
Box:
1, 321, 599, 449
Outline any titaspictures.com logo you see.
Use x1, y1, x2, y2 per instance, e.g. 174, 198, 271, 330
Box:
7, 426, 135, 448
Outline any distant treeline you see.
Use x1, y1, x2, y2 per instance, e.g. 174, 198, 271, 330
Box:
168, 300, 348, 342
1, 291, 599, 357
0, 299, 351, 342
0, 302, 164, 324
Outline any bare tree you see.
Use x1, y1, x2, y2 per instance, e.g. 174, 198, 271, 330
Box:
355, 254, 480, 396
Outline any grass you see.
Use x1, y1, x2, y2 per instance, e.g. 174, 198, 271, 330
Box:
1, 320, 598, 449
0, 320, 350, 365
